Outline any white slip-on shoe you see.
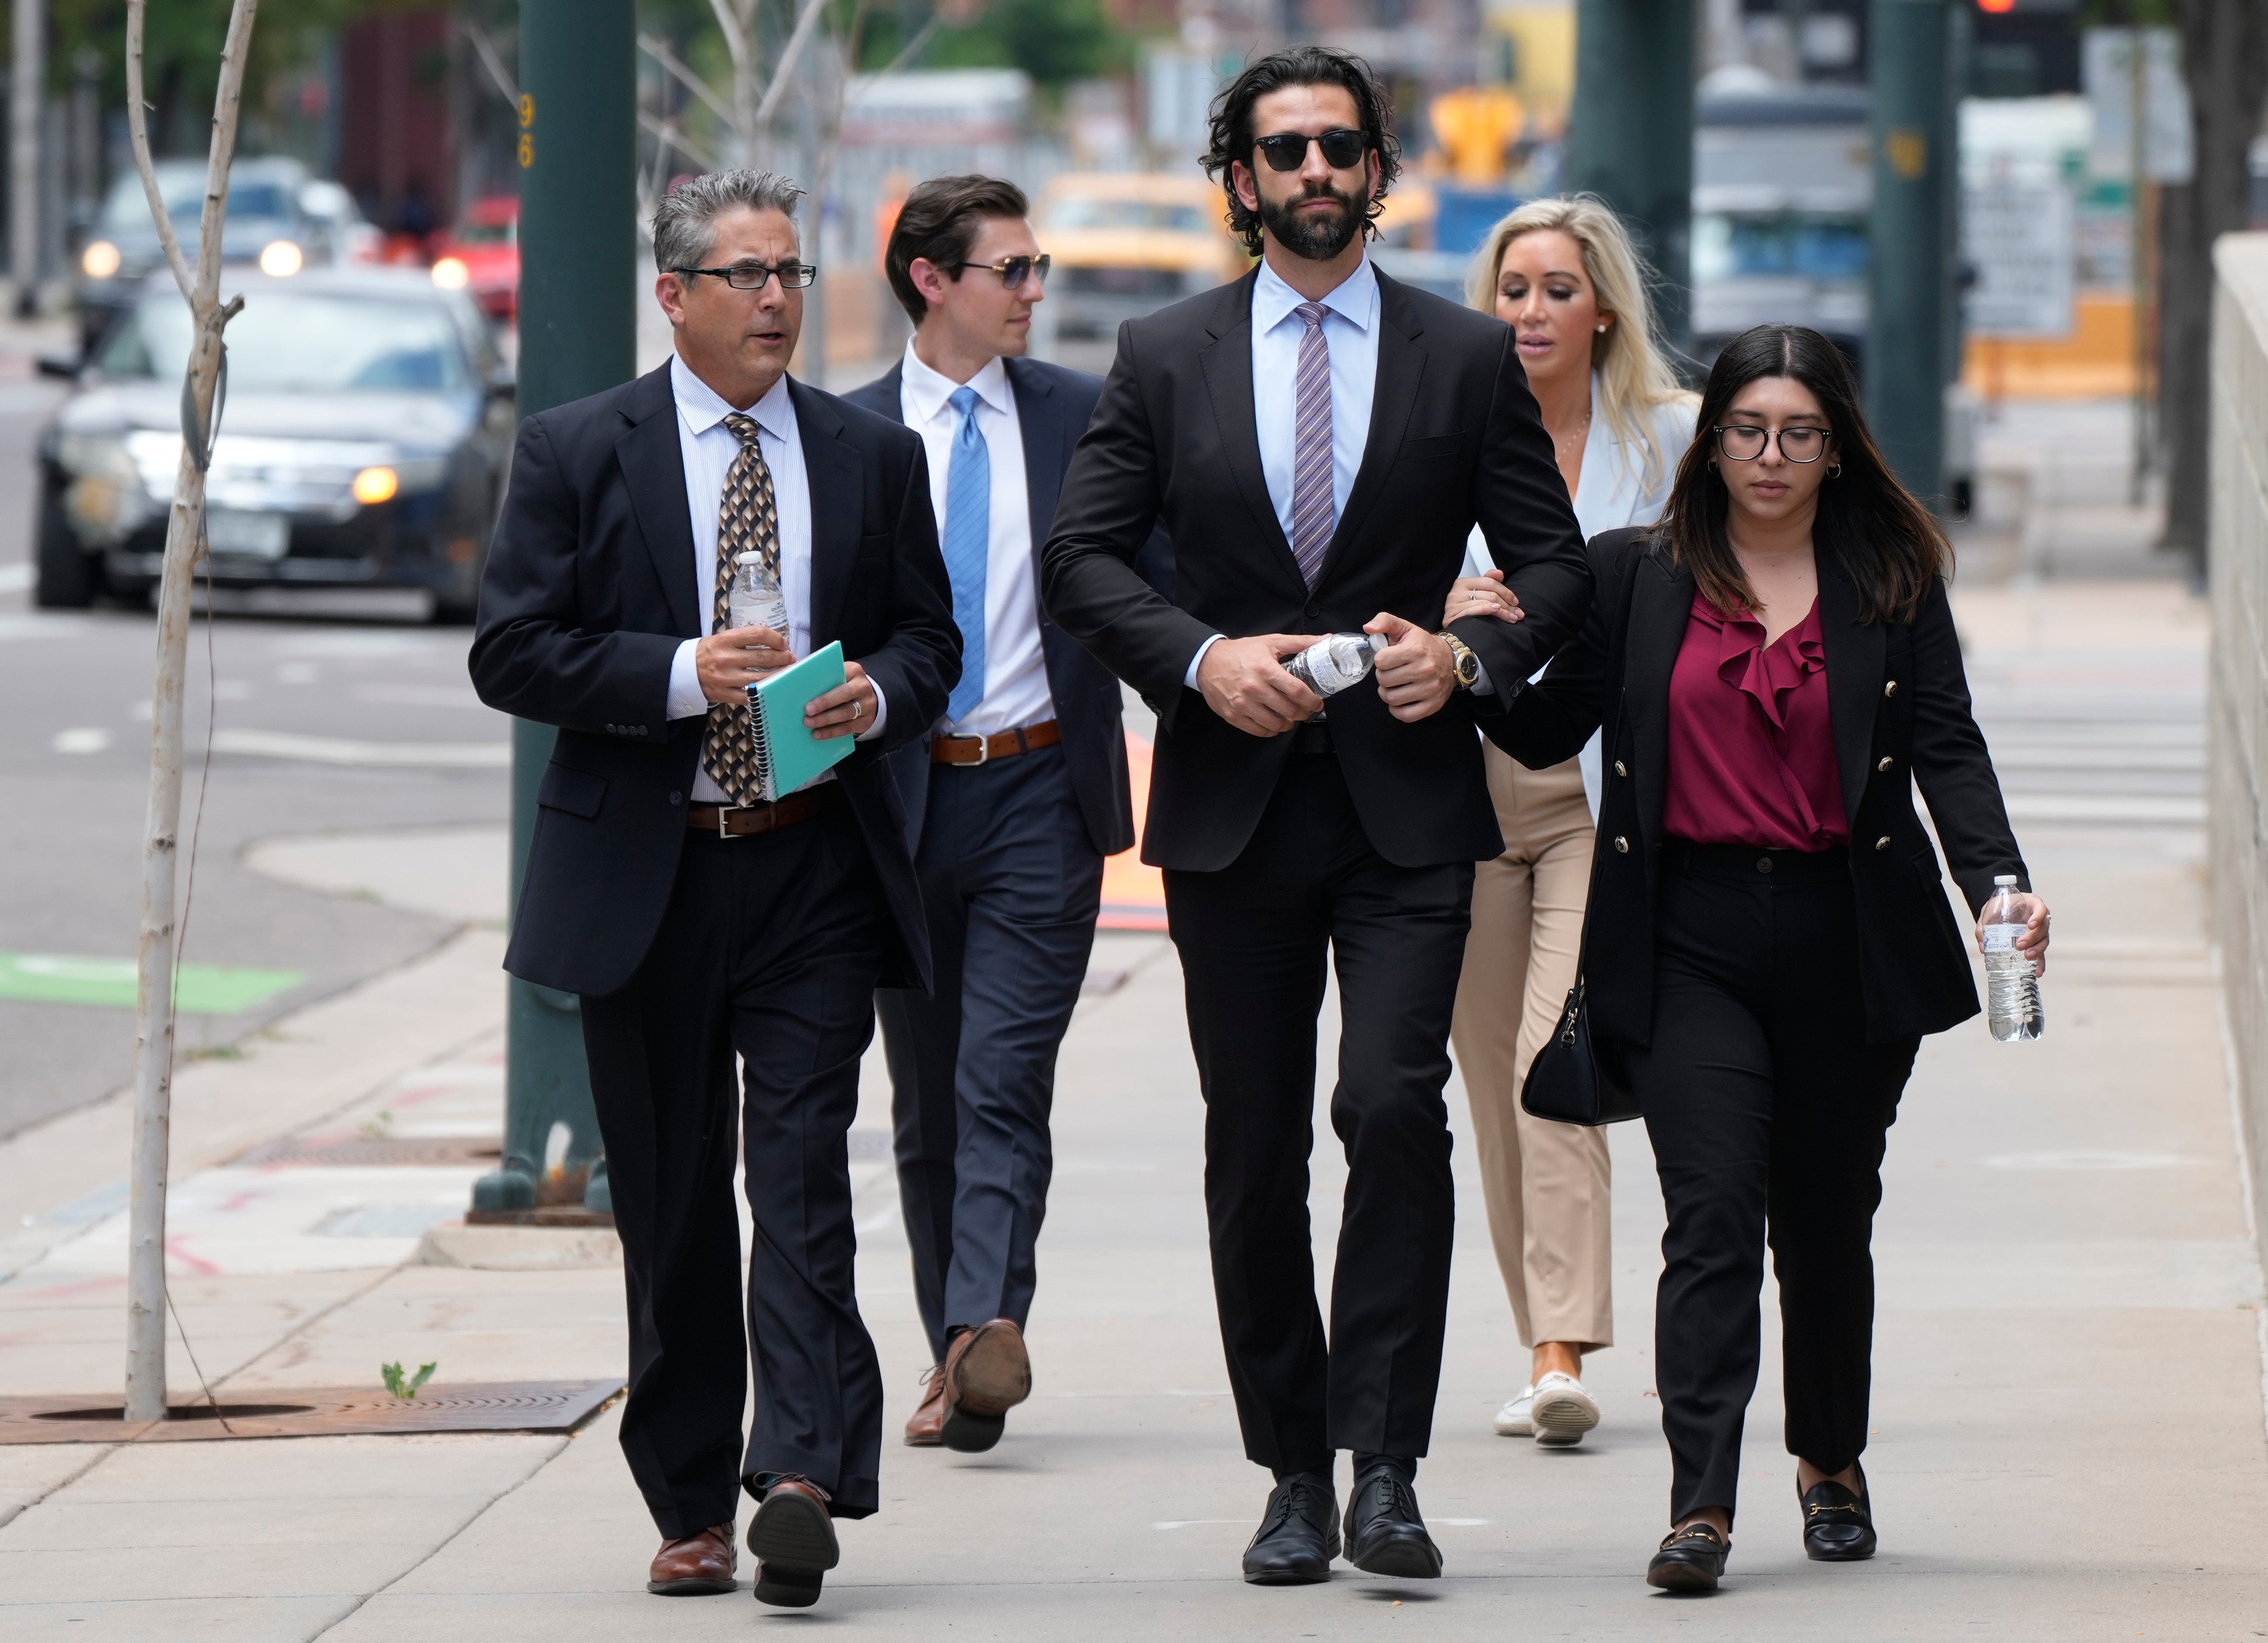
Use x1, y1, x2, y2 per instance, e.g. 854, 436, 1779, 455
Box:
1528, 1371, 1600, 1447
1493, 1386, 1536, 1437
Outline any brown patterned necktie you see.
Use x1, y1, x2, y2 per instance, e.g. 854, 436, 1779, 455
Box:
702, 411, 782, 806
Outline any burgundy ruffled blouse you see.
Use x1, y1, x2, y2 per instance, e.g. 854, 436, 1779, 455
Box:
1661, 590, 1848, 851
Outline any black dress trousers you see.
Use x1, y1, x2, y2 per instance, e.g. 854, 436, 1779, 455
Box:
1163, 731, 1474, 1475
1619, 841, 1920, 1525
580, 816, 889, 1538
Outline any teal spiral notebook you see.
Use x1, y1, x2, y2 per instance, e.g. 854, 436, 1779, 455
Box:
745, 641, 854, 800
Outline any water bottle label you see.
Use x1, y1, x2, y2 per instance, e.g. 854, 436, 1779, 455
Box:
1981, 924, 2020, 953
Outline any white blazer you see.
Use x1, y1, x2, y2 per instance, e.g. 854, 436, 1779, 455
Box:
1463, 375, 1697, 816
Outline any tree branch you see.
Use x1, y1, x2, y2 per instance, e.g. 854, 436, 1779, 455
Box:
462, 17, 519, 108
755, 0, 835, 130
639, 33, 737, 127
123, 0, 193, 301
640, 109, 723, 174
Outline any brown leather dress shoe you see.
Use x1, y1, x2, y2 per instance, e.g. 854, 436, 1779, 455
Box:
904, 1364, 946, 1446
939, 1317, 1032, 1452
646, 1523, 737, 1595
747, 1476, 840, 1608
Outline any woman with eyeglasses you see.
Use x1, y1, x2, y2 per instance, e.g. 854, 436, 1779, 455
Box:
1486, 324, 2049, 1593
1434, 196, 1696, 1450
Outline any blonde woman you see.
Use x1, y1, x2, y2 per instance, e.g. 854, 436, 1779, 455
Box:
1443, 195, 1697, 1445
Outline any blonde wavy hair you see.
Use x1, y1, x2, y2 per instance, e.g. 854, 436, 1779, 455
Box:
1466, 193, 1695, 500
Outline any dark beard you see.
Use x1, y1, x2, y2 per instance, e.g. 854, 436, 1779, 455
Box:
1258, 180, 1363, 262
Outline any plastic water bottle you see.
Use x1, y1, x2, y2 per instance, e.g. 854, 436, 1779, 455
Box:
1981, 874, 2042, 1042
1283, 631, 1389, 698
728, 550, 788, 640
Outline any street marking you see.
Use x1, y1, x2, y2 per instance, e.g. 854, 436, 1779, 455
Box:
1981, 1150, 2210, 1171
210, 729, 509, 767
0, 952, 303, 1014
51, 728, 110, 753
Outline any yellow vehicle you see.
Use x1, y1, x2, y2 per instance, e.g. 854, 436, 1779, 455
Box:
1036, 172, 1247, 340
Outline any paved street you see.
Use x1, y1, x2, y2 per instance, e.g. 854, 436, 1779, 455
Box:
0, 388, 2260, 1635
0, 334, 512, 1141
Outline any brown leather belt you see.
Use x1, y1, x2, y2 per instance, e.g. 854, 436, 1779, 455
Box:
686, 782, 845, 837
930, 718, 1061, 767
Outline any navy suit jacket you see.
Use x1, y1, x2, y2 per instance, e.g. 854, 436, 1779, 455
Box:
842, 354, 1171, 858
469, 361, 961, 997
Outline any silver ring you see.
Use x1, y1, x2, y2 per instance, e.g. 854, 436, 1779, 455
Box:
850, 698, 862, 720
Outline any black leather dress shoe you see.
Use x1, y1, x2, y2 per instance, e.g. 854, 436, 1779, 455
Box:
1342, 1464, 1442, 1579
1646, 1523, 1729, 1592
1242, 1473, 1339, 1585
1800, 1465, 1876, 1561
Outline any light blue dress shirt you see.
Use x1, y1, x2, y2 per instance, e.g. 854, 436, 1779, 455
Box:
1184, 256, 1380, 689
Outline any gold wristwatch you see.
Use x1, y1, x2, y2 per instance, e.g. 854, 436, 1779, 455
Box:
1438, 631, 1481, 689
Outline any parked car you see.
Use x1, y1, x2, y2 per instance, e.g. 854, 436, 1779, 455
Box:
36, 267, 514, 622
429, 196, 520, 321
1036, 173, 1246, 340
75, 158, 378, 355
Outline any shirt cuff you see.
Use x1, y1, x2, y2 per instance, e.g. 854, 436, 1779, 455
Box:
1183, 633, 1227, 690
855, 676, 888, 742
666, 639, 709, 720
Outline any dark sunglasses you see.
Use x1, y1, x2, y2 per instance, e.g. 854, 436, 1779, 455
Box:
673, 260, 819, 290
1253, 129, 1369, 172
950, 254, 1051, 289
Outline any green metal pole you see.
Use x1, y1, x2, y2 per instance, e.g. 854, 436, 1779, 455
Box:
1563, 0, 1696, 354
469, 0, 638, 1219
1865, 0, 1951, 507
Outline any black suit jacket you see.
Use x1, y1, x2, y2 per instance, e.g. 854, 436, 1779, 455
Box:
1039, 266, 1591, 871
1490, 526, 2030, 1047
840, 355, 1171, 857
468, 361, 961, 998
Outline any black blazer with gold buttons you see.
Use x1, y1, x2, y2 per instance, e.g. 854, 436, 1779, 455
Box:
1489, 526, 2029, 1048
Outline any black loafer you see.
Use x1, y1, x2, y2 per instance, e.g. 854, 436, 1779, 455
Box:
1646, 1523, 1729, 1592
1800, 1465, 1876, 1561
1242, 1472, 1339, 1585
1343, 1464, 1442, 1580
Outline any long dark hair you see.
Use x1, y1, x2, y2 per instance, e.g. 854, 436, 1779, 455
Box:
1657, 324, 1949, 625
1200, 46, 1402, 255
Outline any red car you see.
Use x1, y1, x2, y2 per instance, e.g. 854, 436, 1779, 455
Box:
429, 196, 518, 322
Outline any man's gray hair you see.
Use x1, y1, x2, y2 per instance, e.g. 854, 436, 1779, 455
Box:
652, 170, 805, 273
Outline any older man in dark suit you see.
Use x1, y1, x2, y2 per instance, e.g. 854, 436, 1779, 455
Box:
844, 174, 1170, 1456
469, 169, 957, 1611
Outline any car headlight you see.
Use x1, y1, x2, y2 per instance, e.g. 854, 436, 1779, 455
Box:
352, 466, 399, 504
54, 432, 148, 542
81, 240, 122, 280
258, 239, 304, 277
430, 257, 469, 290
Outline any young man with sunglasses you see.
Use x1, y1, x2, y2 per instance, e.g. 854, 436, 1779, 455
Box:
1042, 47, 1591, 1586
470, 170, 958, 1610
846, 175, 1172, 1457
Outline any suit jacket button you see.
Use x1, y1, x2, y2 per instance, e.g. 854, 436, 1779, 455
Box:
1614, 835, 1630, 853
1883, 680, 1899, 698
1878, 755, 1893, 772
1303, 604, 1319, 620
1614, 759, 1628, 777
1875, 835, 1892, 850
669, 790, 683, 806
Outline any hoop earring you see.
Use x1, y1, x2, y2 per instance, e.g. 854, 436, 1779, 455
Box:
1827, 464, 1843, 478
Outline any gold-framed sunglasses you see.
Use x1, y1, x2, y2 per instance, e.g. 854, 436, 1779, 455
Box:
950, 254, 1051, 289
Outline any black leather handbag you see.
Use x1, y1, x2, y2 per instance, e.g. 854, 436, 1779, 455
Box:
1519, 978, 1643, 1126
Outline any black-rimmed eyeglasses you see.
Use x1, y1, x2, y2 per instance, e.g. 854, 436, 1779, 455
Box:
673, 260, 819, 290
1254, 129, 1368, 172
1713, 424, 1828, 463
950, 254, 1051, 289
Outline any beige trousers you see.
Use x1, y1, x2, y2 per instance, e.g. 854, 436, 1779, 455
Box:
1450, 746, 1614, 1350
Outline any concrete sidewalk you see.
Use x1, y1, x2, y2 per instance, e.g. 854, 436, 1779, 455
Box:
1, 582, 2263, 1640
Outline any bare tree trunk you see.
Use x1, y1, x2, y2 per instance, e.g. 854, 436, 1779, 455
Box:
121, 0, 259, 1428
2160, 0, 2268, 567
9, 0, 43, 315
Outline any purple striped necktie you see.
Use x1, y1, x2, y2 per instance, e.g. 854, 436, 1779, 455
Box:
1289, 300, 1334, 587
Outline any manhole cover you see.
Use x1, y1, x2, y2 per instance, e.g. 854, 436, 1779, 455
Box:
0, 1379, 623, 1444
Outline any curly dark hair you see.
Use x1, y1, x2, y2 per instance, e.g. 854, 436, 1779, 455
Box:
1200, 46, 1402, 256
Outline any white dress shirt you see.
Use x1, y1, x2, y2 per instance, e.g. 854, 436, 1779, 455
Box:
898, 343, 1052, 738
663, 352, 886, 801
1185, 255, 1383, 689
1461, 377, 1698, 814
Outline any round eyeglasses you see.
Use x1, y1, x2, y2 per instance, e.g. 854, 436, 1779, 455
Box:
673, 260, 819, 291
1713, 424, 1828, 464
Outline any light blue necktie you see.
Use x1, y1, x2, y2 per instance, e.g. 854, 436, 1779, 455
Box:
942, 385, 989, 723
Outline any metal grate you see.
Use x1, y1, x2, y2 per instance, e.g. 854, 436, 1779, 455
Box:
0, 1378, 624, 1445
